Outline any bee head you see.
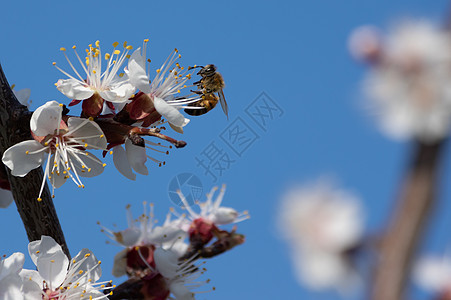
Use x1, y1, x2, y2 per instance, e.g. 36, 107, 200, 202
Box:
198, 64, 217, 76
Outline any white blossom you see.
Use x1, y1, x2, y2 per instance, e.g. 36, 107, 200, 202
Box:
20, 236, 111, 299
127, 40, 198, 130
278, 179, 363, 291
2, 101, 107, 200
54, 41, 135, 105
355, 20, 451, 142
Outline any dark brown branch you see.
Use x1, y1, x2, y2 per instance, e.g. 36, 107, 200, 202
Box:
371, 140, 445, 300
0, 63, 70, 258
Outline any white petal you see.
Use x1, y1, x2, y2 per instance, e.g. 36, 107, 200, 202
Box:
128, 48, 151, 93
30, 101, 62, 136
2, 141, 45, 177
20, 269, 43, 300
13, 88, 31, 107
113, 146, 136, 181
114, 227, 142, 247
0, 189, 14, 208
211, 207, 239, 225
0, 253, 25, 281
153, 97, 185, 127
169, 280, 195, 300
0, 274, 25, 300
68, 151, 105, 178
99, 82, 135, 104
49, 167, 67, 189
67, 117, 107, 150
56, 79, 94, 100
112, 249, 128, 278
70, 249, 101, 283
125, 139, 148, 175
149, 225, 185, 245
154, 248, 178, 278
28, 236, 63, 266
36, 250, 68, 288
414, 256, 451, 291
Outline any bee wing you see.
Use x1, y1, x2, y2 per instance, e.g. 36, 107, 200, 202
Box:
218, 89, 229, 120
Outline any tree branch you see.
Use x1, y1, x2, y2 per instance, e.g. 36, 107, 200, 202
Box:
371, 140, 445, 300
0, 63, 70, 258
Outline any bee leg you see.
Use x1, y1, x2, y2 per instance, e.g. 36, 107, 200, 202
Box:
193, 80, 202, 85
190, 90, 203, 95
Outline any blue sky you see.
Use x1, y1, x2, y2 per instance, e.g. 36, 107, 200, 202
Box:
1, 0, 451, 299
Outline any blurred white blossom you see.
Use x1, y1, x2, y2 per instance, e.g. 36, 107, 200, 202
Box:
414, 253, 451, 298
278, 179, 364, 291
351, 20, 451, 143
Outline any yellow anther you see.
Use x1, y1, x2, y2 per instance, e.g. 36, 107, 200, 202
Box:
109, 150, 113, 155
100, 134, 104, 138
126, 45, 133, 50
186, 74, 191, 79
85, 253, 91, 257
102, 163, 106, 167
78, 185, 82, 188
36, 250, 40, 254
60, 47, 66, 51
88, 117, 94, 121
84, 143, 88, 148
82, 184, 85, 188
112, 42, 119, 47
25, 151, 29, 155
52, 62, 56, 65
95, 40, 100, 47
88, 168, 92, 172
44, 142, 49, 146
11, 84, 16, 89
73, 259, 76, 263
50, 260, 55, 263
147, 58, 151, 63
59, 103, 63, 107
98, 260, 102, 264
156, 69, 161, 73
113, 60, 116, 64
92, 70, 96, 74
72, 45, 76, 49
113, 50, 120, 55
105, 53, 110, 60
79, 270, 83, 274
118, 73, 124, 78
126, 54, 130, 59
174, 48, 178, 53
63, 171, 67, 174
144, 38, 149, 43
177, 90, 181, 93
55, 143, 59, 147
178, 54, 181, 58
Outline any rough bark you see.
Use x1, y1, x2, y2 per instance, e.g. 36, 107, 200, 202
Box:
371, 140, 445, 300
0, 63, 70, 258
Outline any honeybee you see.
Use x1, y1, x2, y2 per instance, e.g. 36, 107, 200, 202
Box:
184, 64, 229, 119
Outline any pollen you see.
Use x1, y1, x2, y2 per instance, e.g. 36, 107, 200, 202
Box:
84, 143, 88, 148
95, 40, 100, 48
79, 270, 83, 274
186, 74, 191, 79
109, 150, 113, 155
105, 53, 110, 60
36, 250, 40, 254
178, 54, 181, 58
100, 134, 104, 138
126, 45, 133, 50
72, 45, 76, 49
59, 103, 63, 107
174, 48, 178, 53
60, 47, 66, 51
50, 260, 55, 263
25, 151, 29, 154
156, 69, 161, 73
113, 50, 120, 55
112, 41, 119, 48
52, 62, 56, 65
102, 163, 106, 167
85, 253, 91, 257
